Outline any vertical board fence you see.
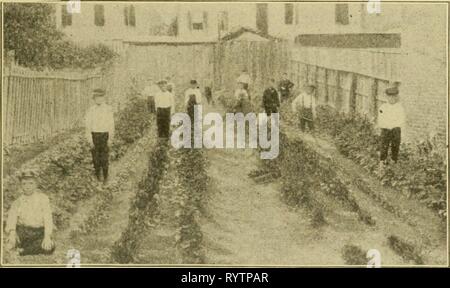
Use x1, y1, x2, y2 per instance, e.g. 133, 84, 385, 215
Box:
213, 39, 290, 105
290, 60, 391, 121
2, 65, 105, 146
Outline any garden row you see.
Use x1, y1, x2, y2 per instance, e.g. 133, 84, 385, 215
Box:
252, 132, 375, 227
313, 105, 446, 220
111, 142, 169, 263
174, 148, 209, 264
3, 96, 152, 231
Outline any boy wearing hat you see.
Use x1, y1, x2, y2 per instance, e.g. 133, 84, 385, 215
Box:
262, 78, 280, 116
5, 170, 55, 256
141, 76, 159, 113
278, 73, 294, 102
377, 86, 405, 165
185, 80, 202, 120
292, 84, 317, 132
237, 69, 252, 100
85, 88, 115, 183
155, 80, 175, 138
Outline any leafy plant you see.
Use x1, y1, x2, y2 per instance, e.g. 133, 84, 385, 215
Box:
314, 105, 446, 220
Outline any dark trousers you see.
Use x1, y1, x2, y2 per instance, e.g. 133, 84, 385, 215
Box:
156, 107, 171, 138
16, 225, 55, 256
380, 127, 401, 163
300, 108, 314, 132
91, 132, 109, 180
148, 96, 156, 113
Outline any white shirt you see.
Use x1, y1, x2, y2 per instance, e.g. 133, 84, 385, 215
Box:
234, 88, 249, 100
185, 88, 202, 105
237, 73, 251, 85
6, 192, 54, 234
155, 90, 175, 109
292, 92, 317, 112
377, 102, 406, 129
143, 84, 160, 97
85, 103, 115, 140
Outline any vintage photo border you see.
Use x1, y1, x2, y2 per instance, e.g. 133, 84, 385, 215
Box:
0, 0, 448, 267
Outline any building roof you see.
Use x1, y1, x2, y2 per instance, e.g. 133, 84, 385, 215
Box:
220, 27, 277, 42
122, 35, 217, 45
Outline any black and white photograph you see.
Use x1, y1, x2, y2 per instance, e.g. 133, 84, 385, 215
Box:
0, 0, 448, 268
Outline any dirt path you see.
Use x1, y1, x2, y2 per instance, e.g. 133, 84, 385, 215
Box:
200, 147, 406, 265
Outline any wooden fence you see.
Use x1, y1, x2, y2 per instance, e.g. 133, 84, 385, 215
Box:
213, 39, 290, 103
290, 60, 392, 121
2, 65, 106, 146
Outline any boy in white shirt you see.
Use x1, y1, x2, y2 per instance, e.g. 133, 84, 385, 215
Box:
377, 86, 406, 164
291, 84, 317, 132
85, 88, 115, 183
141, 77, 160, 113
6, 170, 55, 256
155, 80, 175, 138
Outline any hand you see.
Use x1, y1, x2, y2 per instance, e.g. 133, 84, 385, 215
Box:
41, 236, 54, 251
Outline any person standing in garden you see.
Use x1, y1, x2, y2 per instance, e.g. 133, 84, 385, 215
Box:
166, 75, 175, 94
237, 68, 252, 100
142, 76, 160, 113
278, 73, 294, 102
155, 80, 175, 139
85, 88, 115, 184
185, 80, 202, 121
291, 84, 317, 132
5, 170, 55, 256
234, 81, 250, 114
263, 78, 280, 116
377, 86, 406, 166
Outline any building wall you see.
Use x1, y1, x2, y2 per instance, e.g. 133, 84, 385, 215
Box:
176, 3, 257, 40
399, 4, 447, 140
55, 3, 162, 45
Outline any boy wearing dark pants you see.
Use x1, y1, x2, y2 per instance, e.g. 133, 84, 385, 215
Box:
85, 88, 115, 184
5, 170, 55, 256
155, 80, 175, 138
377, 86, 405, 166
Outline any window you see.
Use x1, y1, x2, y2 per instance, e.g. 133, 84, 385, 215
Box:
124, 5, 136, 27
285, 3, 294, 25
256, 3, 268, 34
219, 11, 229, 31
61, 5, 72, 27
188, 11, 207, 31
335, 4, 349, 25
192, 23, 203, 30
94, 4, 105, 26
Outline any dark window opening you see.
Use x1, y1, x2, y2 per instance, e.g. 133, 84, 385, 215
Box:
192, 22, 203, 30
94, 5, 105, 27
61, 6, 72, 27
285, 3, 294, 25
124, 5, 136, 27
335, 4, 349, 25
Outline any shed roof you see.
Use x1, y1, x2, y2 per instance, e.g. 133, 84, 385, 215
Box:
220, 27, 277, 42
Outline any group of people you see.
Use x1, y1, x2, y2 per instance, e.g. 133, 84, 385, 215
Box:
241, 69, 405, 168
4, 68, 405, 258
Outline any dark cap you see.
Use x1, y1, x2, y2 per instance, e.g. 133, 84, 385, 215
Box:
93, 88, 106, 97
157, 80, 167, 85
18, 169, 37, 180
385, 87, 399, 96
308, 84, 317, 90
190, 80, 198, 85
